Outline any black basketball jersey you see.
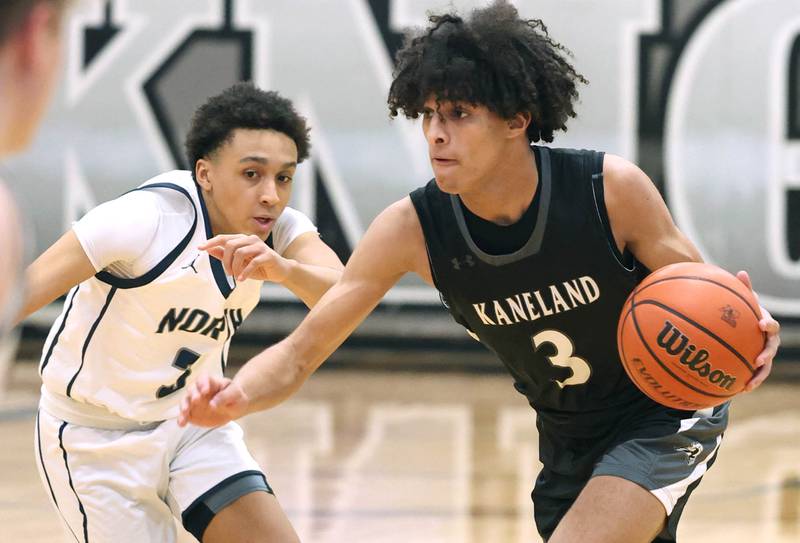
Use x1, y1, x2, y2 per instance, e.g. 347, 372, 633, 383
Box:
411, 146, 659, 426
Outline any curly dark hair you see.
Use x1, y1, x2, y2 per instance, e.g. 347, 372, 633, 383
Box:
387, 0, 588, 143
185, 82, 311, 178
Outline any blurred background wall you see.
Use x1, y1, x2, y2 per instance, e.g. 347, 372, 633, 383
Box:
4, 0, 799, 365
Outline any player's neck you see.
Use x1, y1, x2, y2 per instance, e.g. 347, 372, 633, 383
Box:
458, 144, 538, 226
199, 190, 232, 236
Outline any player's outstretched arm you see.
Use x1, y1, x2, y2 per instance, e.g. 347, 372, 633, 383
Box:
200, 231, 343, 308
180, 197, 429, 426
603, 154, 780, 391
16, 230, 96, 324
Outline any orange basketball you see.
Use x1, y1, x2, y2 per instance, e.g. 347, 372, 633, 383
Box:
617, 262, 765, 410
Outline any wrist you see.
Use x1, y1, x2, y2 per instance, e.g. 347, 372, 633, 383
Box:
275, 256, 297, 286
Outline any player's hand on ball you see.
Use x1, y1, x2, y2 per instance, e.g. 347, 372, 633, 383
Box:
736, 270, 780, 392
178, 374, 249, 427
200, 234, 291, 283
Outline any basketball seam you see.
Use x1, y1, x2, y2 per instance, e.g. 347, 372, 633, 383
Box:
618, 306, 706, 410
631, 275, 761, 320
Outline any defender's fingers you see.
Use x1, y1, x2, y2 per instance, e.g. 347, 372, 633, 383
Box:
205, 246, 225, 261
178, 397, 191, 427
220, 237, 258, 276
237, 253, 270, 282
197, 376, 211, 396
189, 384, 203, 406
231, 245, 262, 278
210, 386, 239, 409
198, 234, 245, 251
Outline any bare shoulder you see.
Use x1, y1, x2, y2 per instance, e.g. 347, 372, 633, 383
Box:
602, 153, 654, 195
381, 195, 420, 220
599, 153, 675, 249
370, 196, 424, 238
602, 153, 665, 218
360, 196, 431, 284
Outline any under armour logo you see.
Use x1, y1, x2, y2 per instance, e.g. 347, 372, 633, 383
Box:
719, 305, 741, 328
182, 254, 200, 274
451, 255, 476, 270
676, 442, 703, 465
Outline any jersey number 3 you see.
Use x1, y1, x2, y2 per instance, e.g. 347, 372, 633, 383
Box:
156, 348, 201, 398
532, 330, 591, 388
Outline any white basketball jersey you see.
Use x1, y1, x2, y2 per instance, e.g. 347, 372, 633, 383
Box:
39, 170, 312, 424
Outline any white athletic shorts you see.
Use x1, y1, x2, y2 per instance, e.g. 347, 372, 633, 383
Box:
35, 407, 271, 542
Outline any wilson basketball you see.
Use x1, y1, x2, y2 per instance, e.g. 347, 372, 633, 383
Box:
617, 262, 765, 410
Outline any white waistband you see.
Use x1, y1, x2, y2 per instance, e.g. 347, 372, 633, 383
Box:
39, 387, 163, 431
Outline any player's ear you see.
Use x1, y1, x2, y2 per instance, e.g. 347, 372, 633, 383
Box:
507, 112, 531, 138
195, 159, 212, 190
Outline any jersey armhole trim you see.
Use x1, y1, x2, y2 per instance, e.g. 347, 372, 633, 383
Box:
409, 186, 445, 294
94, 182, 198, 289
409, 185, 475, 336
590, 153, 636, 273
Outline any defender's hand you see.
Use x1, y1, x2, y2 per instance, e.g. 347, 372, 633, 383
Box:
736, 270, 780, 392
178, 374, 249, 427
200, 234, 292, 283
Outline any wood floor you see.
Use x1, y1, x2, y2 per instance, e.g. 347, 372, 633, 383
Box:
1, 362, 798, 542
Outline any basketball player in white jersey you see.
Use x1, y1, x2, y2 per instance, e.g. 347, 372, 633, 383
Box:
16, 83, 343, 542
0, 0, 67, 336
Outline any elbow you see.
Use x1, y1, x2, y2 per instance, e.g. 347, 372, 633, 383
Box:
284, 340, 317, 388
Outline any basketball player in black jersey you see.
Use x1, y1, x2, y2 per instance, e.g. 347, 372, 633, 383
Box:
179, 2, 781, 541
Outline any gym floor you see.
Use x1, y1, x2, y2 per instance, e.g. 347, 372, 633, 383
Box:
2, 361, 798, 542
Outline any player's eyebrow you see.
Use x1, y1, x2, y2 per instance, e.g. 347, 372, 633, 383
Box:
239, 156, 297, 169
239, 156, 269, 165
239, 156, 268, 164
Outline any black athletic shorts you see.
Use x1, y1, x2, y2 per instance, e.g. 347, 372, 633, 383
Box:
532, 401, 729, 541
